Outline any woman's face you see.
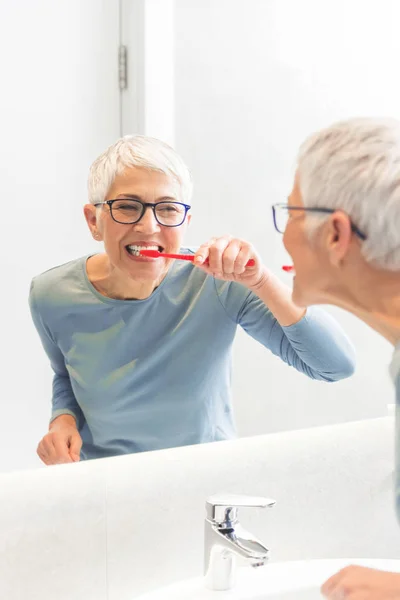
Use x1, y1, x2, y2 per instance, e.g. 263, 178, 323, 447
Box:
85, 167, 191, 283
283, 175, 343, 307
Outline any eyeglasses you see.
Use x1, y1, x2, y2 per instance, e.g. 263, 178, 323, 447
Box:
271, 203, 367, 240
94, 199, 191, 227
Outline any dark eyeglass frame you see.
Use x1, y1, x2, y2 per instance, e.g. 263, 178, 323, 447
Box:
94, 199, 191, 227
271, 204, 367, 240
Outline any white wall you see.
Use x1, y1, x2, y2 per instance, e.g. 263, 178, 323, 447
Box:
174, 0, 397, 437
0, 0, 121, 472
120, 0, 175, 145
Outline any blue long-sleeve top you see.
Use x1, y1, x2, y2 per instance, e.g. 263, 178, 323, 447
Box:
29, 252, 356, 460
390, 344, 400, 522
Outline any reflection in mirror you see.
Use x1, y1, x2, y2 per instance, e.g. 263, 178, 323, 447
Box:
29, 135, 355, 465
2, 0, 398, 472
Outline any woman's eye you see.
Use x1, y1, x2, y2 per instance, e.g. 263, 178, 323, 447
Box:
115, 203, 140, 211
158, 206, 179, 213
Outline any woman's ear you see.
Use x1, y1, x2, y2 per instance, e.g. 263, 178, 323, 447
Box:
83, 204, 102, 240
327, 211, 353, 266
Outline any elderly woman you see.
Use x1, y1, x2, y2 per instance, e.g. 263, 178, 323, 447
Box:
30, 135, 355, 465
274, 117, 400, 600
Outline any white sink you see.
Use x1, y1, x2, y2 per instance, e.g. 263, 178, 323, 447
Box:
134, 558, 400, 599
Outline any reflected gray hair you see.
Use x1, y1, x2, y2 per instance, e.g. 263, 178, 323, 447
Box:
297, 117, 400, 271
87, 134, 193, 206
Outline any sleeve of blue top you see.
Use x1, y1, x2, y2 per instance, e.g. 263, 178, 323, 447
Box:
29, 282, 85, 428
215, 281, 356, 382
390, 350, 400, 525
395, 377, 400, 525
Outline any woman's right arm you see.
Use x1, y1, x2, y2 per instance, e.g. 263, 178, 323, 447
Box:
29, 281, 84, 464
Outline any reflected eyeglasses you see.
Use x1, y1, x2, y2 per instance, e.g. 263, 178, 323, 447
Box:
271, 204, 367, 240
94, 199, 191, 227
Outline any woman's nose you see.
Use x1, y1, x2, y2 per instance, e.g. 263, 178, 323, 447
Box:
134, 206, 160, 232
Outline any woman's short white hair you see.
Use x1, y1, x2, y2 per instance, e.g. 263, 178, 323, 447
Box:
88, 134, 193, 206
297, 117, 400, 271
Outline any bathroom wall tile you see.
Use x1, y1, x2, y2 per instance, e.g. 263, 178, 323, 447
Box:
0, 459, 107, 600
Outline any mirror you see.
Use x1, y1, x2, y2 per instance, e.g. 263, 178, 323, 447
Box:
1, 0, 396, 472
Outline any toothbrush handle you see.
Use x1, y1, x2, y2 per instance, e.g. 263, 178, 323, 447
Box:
178, 254, 255, 267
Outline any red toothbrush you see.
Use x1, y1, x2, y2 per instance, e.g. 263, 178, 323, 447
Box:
282, 265, 295, 273
140, 249, 255, 267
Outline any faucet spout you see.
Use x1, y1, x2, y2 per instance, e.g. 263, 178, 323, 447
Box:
217, 524, 270, 561
204, 522, 270, 590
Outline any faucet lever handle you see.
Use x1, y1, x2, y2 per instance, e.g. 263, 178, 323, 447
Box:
206, 493, 276, 525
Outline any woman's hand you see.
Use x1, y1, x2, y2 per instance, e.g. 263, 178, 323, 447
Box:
37, 415, 82, 465
322, 565, 400, 599
194, 235, 268, 290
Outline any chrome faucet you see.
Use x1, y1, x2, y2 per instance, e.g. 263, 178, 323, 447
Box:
204, 493, 276, 591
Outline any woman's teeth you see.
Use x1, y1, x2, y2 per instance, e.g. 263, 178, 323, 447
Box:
127, 244, 160, 257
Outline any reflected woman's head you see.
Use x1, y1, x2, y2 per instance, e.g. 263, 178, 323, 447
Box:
84, 135, 193, 284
